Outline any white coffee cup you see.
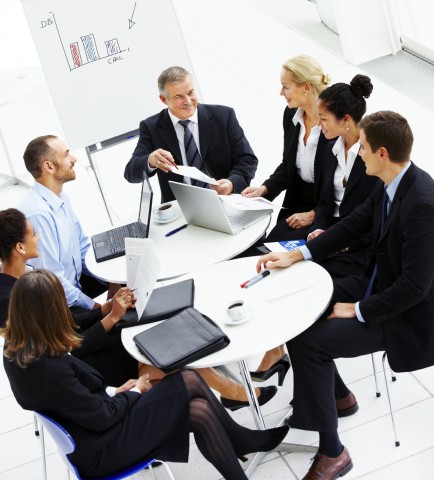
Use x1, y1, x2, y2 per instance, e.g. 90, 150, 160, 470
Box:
226, 300, 247, 323
155, 203, 174, 221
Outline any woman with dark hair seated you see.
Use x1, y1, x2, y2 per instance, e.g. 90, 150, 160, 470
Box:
2, 269, 288, 479
0, 208, 277, 408
0, 208, 138, 385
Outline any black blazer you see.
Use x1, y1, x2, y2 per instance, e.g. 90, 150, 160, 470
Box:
4, 354, 189, 476
310, 144, 379, 251
4, 354, 141, 456
307, 163, 434, 372
262, 107, 332, 215
124, 104, 258, 203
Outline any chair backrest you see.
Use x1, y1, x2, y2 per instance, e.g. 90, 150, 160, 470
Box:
34, 411, 82, 478
34, 411, 162, 480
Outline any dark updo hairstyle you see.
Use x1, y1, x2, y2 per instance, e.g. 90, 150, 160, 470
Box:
319, 74, 373, 123
0, 208, 27, 262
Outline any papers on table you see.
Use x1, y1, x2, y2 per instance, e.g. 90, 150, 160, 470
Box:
125, 238, 161, 320
257, 267, 326, 301
264, 239, 306, 253
219, 194, 274, 211
170, 165, 219, 185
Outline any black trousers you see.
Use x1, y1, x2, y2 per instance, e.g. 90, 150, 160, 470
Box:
287, 275, 386, 432
316, 249, 373, 280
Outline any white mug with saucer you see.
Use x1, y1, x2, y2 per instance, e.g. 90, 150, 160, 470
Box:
224, 300, 252, 326
153, 203, 179, 223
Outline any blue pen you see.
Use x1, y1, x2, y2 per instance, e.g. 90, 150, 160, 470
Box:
165, 224, 188, 237
243, 270, 270, 289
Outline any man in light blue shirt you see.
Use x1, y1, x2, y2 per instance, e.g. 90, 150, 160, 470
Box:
19, 135, 106, 310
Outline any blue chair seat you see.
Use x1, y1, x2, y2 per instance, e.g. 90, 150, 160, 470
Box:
34, 411, 176, 479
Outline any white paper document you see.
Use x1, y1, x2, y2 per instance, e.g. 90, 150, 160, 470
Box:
219, 194, 274, 211
257, 267, 325, 301
170, 165, 219, 185
125, 238, 161, 319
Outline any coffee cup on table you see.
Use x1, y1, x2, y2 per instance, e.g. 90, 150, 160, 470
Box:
155, 203, 175, 221
226, 300, 248, 323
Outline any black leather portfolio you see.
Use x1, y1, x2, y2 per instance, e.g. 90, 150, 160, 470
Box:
116, 278, 195, 328
132, 307, 230, 372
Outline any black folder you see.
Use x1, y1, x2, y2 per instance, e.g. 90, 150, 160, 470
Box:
116, 278, 195, 328
132, 307, 230, 372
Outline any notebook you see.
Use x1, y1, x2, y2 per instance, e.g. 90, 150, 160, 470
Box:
91, 175, 153, 262
116, 278, 195, 328
168, 181, 272, 235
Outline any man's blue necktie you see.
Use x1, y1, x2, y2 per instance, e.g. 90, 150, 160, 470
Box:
178, 120, 207, 188
364, 188, 390, 298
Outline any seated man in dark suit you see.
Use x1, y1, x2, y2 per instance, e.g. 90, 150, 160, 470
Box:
256, 111, 434, 480
124, 66, 258, 203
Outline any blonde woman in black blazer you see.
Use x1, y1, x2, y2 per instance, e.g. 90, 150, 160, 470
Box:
242, 55, 334, 243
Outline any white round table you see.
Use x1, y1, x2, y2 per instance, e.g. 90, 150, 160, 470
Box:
85, 202, 271, 283
122, 257, 333, 368
121, 257, 332, 475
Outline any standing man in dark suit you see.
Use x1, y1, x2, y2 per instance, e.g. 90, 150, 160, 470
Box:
257, 111, 434, 480
124, 66, 258, 203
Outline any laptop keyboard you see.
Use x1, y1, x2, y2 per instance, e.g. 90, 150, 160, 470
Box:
108, 223, 141, 253
224, 206, 263, 230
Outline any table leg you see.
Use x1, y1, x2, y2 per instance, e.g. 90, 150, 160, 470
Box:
237, 359, 318, 477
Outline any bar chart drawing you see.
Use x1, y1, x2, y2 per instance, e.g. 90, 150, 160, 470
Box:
48, 12, 128, 71
105, 39, 121, 55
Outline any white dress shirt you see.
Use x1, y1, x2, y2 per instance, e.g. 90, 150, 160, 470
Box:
332, 138, 359, 217
293, 108, 321, 183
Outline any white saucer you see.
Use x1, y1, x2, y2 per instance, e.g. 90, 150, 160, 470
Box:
152, 209, 182, 224
223, 309, 253, 326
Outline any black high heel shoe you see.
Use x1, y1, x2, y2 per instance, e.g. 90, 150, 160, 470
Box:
250, 354, 290, 386
220, 386, 277, 411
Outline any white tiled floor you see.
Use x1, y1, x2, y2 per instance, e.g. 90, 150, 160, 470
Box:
1, 0, 434, 479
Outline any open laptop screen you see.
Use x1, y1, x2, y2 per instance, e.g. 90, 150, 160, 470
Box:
138, 174, 153, 236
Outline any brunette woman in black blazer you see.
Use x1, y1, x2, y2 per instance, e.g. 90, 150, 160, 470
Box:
309, 74, 379, 279
0, 208, 276, 409
0, 209, 139, 386
242, 55, 334, 242
3, 269, 288, 479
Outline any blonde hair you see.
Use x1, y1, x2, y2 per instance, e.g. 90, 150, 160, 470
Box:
283, 55, 330, 94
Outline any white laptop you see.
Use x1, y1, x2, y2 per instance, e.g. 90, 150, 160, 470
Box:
169, 181, 272, 235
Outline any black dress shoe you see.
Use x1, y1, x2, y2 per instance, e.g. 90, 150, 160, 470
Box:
250, 354, 290, 386
221, 386, 278, 411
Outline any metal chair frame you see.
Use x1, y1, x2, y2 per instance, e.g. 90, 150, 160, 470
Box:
371, 352, 400, 446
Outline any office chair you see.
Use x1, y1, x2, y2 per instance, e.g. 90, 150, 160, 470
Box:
34, 411, 176, 480
371, 353, 400, 447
